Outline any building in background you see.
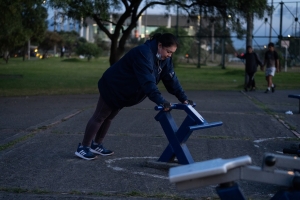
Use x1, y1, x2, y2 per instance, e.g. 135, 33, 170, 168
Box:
79, 14, 201, 43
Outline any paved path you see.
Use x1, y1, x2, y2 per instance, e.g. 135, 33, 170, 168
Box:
0, 89, 299, 199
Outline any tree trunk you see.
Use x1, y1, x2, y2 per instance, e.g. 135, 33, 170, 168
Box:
42, 52, 47, 59
27, 39, 30, 61
246, 12, 254, 47
3, 50, 9, 63
245, 12, 254, 89
109, 36, 124, 66
23, 44, 26, 61
108, 20, 135, 66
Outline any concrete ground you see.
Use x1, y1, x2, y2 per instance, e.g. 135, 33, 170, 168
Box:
0, 89, 299, 200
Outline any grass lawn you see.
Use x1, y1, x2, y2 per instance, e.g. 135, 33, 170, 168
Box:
0, 57, 299, 97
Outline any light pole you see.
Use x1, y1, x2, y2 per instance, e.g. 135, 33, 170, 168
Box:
281, 39, 290, 72
269, 0, 274, 43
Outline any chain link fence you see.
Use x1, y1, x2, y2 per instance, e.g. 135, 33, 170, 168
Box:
175, 1, 300, 71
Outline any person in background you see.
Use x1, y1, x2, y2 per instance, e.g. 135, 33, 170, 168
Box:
61, 46, 65, 58
235, 45, 263, 92
75, 33, 193, 160
262, 42, 279, 93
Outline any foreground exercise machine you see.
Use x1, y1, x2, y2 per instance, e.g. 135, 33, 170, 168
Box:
283, 144, 300, 156
169, 153, 300, 200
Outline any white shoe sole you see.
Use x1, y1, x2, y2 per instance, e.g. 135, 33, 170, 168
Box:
90, 149, 114, 156
75, 152, 96, 160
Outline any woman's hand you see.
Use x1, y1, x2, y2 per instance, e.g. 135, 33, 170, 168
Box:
162, 101, 171, 111
183, 100, 193, 105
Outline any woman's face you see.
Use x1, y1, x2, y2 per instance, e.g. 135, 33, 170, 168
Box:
157, 43, 177, 60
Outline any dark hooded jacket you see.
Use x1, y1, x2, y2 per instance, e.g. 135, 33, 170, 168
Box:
98, 38, 187, 109
238, 52, 263, 74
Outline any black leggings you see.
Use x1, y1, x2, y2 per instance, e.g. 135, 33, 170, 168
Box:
82, 95, 120, 146
246, 72, 256, 89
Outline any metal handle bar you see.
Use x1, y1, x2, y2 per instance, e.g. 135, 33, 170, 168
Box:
154, 103, 196, 111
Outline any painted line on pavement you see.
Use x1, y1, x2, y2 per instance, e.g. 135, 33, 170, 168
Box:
105, 156, 168, 180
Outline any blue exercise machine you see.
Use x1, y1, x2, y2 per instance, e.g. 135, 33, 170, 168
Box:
154, 103, 223, 165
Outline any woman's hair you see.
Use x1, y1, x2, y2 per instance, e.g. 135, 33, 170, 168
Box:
150, 33, 179, 48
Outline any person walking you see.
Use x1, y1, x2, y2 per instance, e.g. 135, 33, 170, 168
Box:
75, 33, 193, 160
236, 45, 263, 91
262, 42, 279, 93
61, 46, 65, 58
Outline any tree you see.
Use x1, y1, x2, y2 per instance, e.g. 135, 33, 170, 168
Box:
0, 1, 23, 63
58, 31, 80, 57
0, 0, 47, 63
6, 3, 48, 61
39, 31, 62, 59
224, 0, 271, 47
76, 38, 102, 61
46, 0, 200, 65
47, 0, 269, 65
20, 1, 48, 61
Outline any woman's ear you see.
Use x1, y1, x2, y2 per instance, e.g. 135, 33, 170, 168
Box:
158, 43, 162, 50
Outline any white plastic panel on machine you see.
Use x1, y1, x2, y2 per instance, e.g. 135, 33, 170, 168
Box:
169, 155, 252, 183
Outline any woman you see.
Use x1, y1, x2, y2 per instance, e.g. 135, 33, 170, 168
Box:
75, 33, 192, 160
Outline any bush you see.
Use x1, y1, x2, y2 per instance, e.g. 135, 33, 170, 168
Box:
76, 43, 102, 61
